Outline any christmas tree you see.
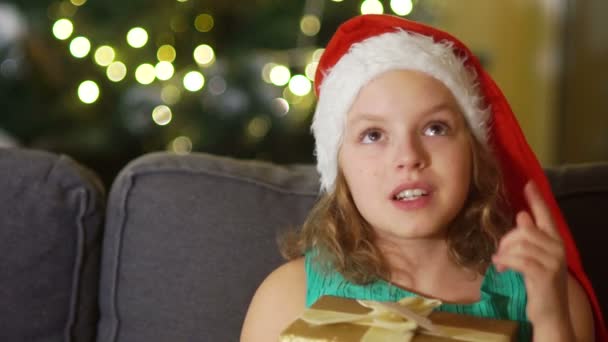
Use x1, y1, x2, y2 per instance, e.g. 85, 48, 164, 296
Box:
0, 0, 430, 185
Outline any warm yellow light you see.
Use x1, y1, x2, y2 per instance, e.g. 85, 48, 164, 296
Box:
261, 63, 276, 84
135, 64, 156, 85
58, 2, 77, 17
361, 0, 384, 14
193, 44, 215, 66
194, 14, 214, 32
161, 85, 181, 105
176, 0, 188, 2
288, 75, 312, 96
70, 0, 87, 6
271, 98, 290, 116
155, 61, 175, 81
312, 48, 324, 62
305, 62, 318, 81
300, 15, 321, 37
331, 0, 344, 2
247, 116, 272, 139
152, 105, 173, 126
390, 0, 413, 16
170, 136, 192, 155
126, 27, 148, 48
94, 46, 115, 66
52, 19, 73, 40
107, 62, 127, 82
183, 71, 205, 92
269, 65, 290, 86
157, 45, 176, 62
283, 87, 303, 105
78, 80, 100, 104
69, 36, 91, 58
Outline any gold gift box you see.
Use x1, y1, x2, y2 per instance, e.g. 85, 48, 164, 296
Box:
280, 295, 519, 342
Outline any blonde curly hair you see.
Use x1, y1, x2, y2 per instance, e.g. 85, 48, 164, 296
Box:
279, 132, 513, 284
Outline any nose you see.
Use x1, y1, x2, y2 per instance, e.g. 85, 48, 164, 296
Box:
393, 134, 428, 170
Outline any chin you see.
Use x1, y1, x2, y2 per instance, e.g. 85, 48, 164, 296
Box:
376, 225, 447, 241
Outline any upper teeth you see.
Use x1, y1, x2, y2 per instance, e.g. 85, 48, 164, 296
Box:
395, 189, 427, 200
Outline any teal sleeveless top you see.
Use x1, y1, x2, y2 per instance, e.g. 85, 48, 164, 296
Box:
305, 250, 532, 341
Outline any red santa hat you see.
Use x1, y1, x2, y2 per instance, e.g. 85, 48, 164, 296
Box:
312, 14, 606, 340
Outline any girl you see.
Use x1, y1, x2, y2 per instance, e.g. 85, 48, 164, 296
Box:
241, 14, 605, 341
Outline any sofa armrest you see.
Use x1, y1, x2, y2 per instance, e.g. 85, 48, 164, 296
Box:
0, 148, 105, 342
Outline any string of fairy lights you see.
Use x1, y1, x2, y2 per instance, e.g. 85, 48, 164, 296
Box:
49, 0, 416, 154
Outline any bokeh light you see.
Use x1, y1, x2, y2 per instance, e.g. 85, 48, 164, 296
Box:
107, 62, 127, 82
261, 63, 276, 83
305, 62, 318, 81
247, 116, 272, 139
208, 76, 227, 96
52, 19, 73, 40
57, 2, 77, 17
152, 105, 173, 126
70, 0, 87, 6
361, 0, 384, 14
94, 46, 115, 66
271, 98, 290, 116
183, 71, 205, 92
194, 14, 214, 32
300, 15, 321, 37
390, 0, 413, 16
69, 36, 91, 58
283, 87, 300, 105
157, 45, 176, 62
155, 61, 175, 81
161, 85, 182, 105
135, 63, 156, 84
288, 75, 312, 96
269, 65, 290, 86
126, 27, 148, 48
193, 44, 215, 66
78, 80, 99, 104
312, 48, 324, 62
170, 136, 192, 155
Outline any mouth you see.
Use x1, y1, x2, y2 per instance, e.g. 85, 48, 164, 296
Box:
393, 188, 429, 201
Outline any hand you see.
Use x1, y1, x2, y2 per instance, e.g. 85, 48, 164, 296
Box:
492, 181, 573, 335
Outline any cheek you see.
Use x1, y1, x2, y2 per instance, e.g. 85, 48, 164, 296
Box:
339, 151, 383, 194
340, 146, 381, 174
443, 143, 473, 192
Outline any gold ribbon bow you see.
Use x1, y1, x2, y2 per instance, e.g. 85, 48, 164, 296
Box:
301, 296, 441, 341
300, 296, 513, 342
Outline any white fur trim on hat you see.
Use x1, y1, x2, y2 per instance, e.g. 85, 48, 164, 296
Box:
311, 29, 490, 193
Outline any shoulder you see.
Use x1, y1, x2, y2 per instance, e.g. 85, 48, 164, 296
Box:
567, 273, 595, 342
240, 257, 306, 342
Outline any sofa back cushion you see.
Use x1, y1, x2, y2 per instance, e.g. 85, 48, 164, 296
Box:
97, 152, 318, 342
545, 162, 608, 317
0, 148, 105, 342
97, 152, 607, 342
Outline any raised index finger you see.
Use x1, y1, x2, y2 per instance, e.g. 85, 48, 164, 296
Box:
523, 180, 558, 237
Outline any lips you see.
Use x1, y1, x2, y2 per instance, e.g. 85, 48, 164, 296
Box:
389, 181, 433, 200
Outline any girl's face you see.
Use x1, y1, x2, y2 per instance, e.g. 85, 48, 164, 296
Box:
338, 69, 472, 241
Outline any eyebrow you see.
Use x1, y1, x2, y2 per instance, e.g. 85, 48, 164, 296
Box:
347, 113, 387, 125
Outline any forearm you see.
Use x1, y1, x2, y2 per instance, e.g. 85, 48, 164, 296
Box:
533, 318, 576, 342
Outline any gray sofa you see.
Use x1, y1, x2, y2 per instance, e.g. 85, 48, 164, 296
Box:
1, 148, 606, 341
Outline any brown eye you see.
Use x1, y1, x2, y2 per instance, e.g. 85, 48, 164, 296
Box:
361, 129, 383, 144
424, 122, 449, 136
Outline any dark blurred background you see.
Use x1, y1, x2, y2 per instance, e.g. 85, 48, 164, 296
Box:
0, 0, 606, 187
